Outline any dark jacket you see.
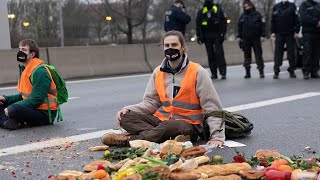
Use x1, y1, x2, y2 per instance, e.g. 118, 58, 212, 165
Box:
299, 0, 320, 34
164, 5, 191, 35
196, 3, 227, 41
238, 10, 266, 39
271, 2, 300, 34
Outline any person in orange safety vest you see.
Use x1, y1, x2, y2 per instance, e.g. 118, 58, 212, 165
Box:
102, 31, 225, 148
0, 39, 58, 130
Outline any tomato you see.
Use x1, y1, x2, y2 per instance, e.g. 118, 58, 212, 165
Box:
264, 166, 279, 176
265, 170, 286, 180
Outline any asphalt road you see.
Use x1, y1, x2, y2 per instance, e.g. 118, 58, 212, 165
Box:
0, 62, 319, 179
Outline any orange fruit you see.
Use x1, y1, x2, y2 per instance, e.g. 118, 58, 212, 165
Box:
278, 164, 292, 172
94, 169, 108, 179
292, 169, 302, 173
271, 159, 288, 167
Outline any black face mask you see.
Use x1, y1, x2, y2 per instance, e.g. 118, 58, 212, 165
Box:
244, 8, 252, 13
17, 51, 28, 62
164, 48, 181, 61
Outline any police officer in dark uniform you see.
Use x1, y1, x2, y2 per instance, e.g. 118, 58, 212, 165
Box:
164, 0, 191, 35
299, 0, 320, 79
237, 0, 266, 79
271, 0, 300, 79
196, 0, 227, 79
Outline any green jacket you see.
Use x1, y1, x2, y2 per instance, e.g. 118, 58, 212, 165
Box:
3, 64, 57, 123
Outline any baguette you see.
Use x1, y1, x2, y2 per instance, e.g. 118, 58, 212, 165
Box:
170, 163, 251, 180
207, 174, 241, 180
88, 146, 109, 151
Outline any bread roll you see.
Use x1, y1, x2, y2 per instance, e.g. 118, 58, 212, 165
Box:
160, 140, 183, 157
129, 140, 156, 150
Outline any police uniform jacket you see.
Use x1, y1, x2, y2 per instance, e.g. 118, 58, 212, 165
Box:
271, 2, 300, 34
196, 3, 227, 41
238, 10, 266, 39
299, 0, 320, 34
164, 5, 191, 35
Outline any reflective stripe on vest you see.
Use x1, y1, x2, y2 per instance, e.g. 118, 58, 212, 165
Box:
17, 58, 58, 111
154, 61, 205, 125
202, 5, 218, 26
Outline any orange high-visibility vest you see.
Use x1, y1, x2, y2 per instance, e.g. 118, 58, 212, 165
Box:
17, 58, 58, 110
154, 61, 205, 124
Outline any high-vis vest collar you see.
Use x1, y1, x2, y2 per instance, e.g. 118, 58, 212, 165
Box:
17, 58, 58, 110
154, 61, 205, 125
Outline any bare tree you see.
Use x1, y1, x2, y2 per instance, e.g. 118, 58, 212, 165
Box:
103, 0, 153, 44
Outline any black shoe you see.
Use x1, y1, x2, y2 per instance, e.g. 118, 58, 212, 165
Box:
273, 73, 279, 79
289, 72, 296, 78
259, 69, 265, 78
310, 73, 320, 78
211, 75, 218, 79
303, 73, 310, 80
244, 74, 251, 78
221, 75, 226, 79
3, 119, 22, 130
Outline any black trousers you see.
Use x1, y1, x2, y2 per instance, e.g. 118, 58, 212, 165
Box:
0, 104, 50, 129
204, 38, 227, 76
302, 33, 320, 74
120, 111, 199, 143
243, 38, 265, 70
274, 34, 296, 73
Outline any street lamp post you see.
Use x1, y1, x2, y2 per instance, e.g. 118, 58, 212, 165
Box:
105, 16, 114, 43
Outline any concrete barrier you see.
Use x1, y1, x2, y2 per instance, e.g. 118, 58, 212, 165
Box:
48, 44, 151, 79
145, 41, 274, 70
0, 48, 48, 85
0, 41, 275, 86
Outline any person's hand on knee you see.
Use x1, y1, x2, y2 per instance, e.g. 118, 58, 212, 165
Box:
0, 96, 5, 105
207, 140, 223, 148
4, 108, 9, 117
116, 109, 129, 124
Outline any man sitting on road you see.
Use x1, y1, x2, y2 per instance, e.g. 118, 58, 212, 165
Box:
102, 31, 225, 148
0, 39, 58, 130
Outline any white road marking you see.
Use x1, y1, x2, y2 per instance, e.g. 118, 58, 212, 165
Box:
0, 92, 319, 157
68, 97, 79, 100
225, 92, 320, 112
0, 129, 122, 157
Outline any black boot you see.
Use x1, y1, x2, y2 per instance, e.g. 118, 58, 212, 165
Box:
311, 72, 320, 78
303, 72, 310, 79
259, 69, 265, 78
273, 72, 279, 79
289, 71, 296, 78
3, 119, 22, 130
244, 67, 251, 78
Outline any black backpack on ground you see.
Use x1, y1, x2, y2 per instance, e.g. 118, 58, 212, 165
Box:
202, 110, 254, 139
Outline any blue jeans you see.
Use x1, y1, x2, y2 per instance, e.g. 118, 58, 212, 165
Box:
0, 104, 50, 128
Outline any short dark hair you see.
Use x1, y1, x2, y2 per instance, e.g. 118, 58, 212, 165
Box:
19, 39, 40, 58
175, 0, 185, 8
162, 31, 186, 48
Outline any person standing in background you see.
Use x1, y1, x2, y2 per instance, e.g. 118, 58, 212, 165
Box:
271, 0, 300, 79
196, 0, 228, 80
164, 0, 191, 36
299, 0, 320, 79
237, 0, 266, 79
